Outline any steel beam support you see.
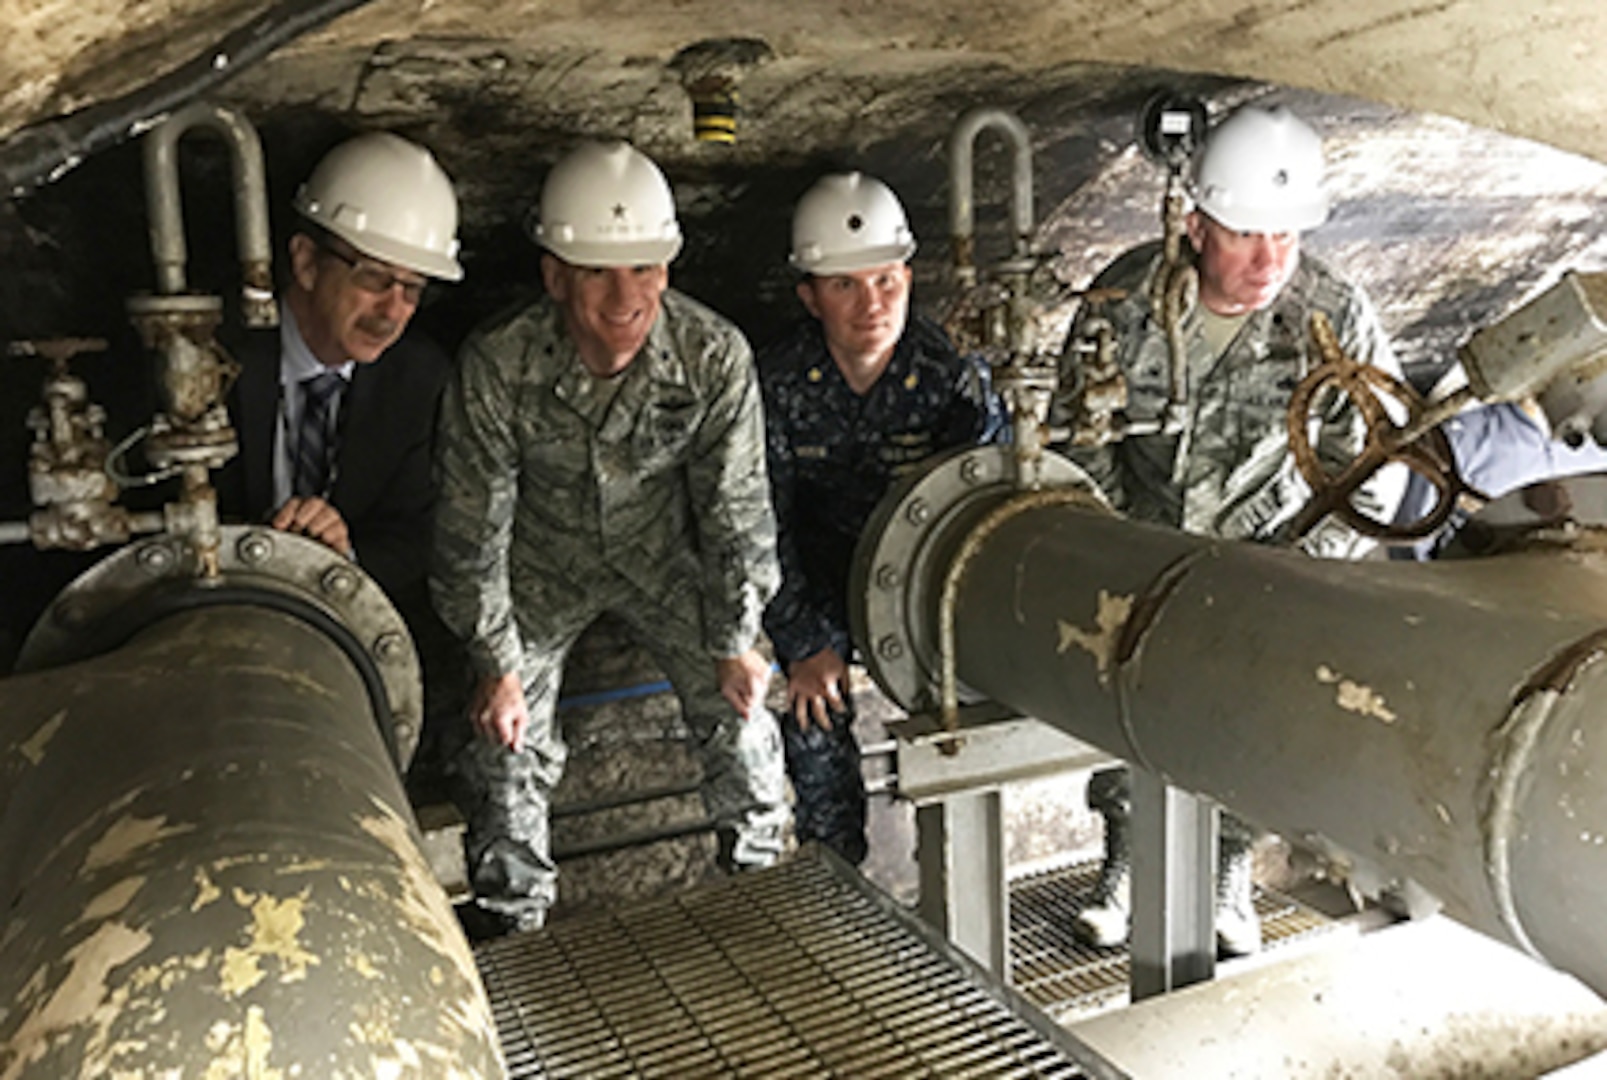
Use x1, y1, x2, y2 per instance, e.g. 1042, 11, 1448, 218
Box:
1129, 767, 1216, 999
891, 703, 1113, 803
916, 791, 1010, 976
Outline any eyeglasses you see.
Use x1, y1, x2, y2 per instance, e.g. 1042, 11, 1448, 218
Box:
319, 243, 428, 305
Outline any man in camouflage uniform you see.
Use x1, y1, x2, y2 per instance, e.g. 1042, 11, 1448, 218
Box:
761, 173, 1008, 865
430, 141, 788, 936
1055, 104, 1403, 956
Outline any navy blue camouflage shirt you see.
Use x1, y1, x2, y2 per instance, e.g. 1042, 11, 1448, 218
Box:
759, 313, 1009, 666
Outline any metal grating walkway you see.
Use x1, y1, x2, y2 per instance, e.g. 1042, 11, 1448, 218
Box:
476, 851, 1117, 1079
1010, 858, 1336, 1020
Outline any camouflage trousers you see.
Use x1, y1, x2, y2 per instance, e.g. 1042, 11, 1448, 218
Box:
779, 685, 867, 866
445, 569, 789, 929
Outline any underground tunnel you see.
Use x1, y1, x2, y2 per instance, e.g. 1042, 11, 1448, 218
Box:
5, 1, 1607, 1077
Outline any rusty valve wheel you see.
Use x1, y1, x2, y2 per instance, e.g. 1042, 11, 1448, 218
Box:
1282, 312, 1468, 543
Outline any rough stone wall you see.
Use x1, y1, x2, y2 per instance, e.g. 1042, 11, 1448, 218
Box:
8, 1, 1607, 166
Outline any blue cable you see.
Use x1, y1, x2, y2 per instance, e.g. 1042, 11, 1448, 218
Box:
556, 679, 672, 712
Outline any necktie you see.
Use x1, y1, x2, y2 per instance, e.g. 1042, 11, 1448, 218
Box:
293, 371, 345, 497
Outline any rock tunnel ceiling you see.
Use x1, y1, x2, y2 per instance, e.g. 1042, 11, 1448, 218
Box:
5, 0, 1607, 162
4, 1, 1607, 658
2, 0, 1605, 338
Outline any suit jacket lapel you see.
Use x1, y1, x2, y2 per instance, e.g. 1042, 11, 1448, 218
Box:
233, 330, 281, 522
333, 362, 381, 517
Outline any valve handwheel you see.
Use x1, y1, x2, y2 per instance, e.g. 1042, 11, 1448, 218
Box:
1283, 312, 1469, 542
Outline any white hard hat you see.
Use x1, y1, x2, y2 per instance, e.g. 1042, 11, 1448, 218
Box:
789, 172, 917, 275
1191, 105, 1329, 234
294, 133, 463, 281
531, 141, 683, 267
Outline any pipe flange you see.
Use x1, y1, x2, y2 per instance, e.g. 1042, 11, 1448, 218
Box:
849, 445, 1105, 710
17, 524, 422, 769
126, 293, 224, 318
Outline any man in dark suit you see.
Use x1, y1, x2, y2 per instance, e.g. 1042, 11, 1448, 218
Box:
219, 132, 465, 782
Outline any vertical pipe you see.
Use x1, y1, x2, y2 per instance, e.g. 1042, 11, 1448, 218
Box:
0, 604, 503, 1078
947, 107, 1035, 285
142, 101, 276, 326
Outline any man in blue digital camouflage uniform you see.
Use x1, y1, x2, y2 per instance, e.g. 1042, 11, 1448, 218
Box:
760, 173, 1009, 864
1055, 105, 1403, 956
431, 141, 789, 936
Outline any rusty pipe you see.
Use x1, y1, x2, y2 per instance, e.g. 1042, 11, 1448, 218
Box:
142, 100, 276, 327
948, 107, 1035, 287
855, 446, 1607, 997
0, 601, 503, 1078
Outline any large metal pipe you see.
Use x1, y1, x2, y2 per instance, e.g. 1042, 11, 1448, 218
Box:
0, 601, 503, 1078
0, 528, 488, 1075
855, 446, 1607, 997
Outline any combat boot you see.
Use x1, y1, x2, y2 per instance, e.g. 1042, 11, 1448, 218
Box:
1072, 802, 1132, 948
1215, 824, 1262, 957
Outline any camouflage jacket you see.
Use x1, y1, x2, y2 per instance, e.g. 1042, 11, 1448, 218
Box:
759, 313, 1009, 665
431, 289, 780, 678
1055, 241, 1402, 558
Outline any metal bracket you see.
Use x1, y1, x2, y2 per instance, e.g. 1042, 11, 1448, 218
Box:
891, 704, 1113, 804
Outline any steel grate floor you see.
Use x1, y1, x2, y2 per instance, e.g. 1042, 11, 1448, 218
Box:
1009, 858, 1336, 1021
476, 851, 1114, 1079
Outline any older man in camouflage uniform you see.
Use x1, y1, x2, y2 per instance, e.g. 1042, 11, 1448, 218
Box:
1056, 104, 1403, 956
761, 173, 1008, 865
431, 141, 788, 936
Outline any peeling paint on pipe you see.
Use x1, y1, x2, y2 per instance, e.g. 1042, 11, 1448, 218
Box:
914, 497, 1607, 996
0, 604, 504, 1078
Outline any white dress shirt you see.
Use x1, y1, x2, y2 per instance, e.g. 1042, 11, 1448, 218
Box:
271, 302, 354, 509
